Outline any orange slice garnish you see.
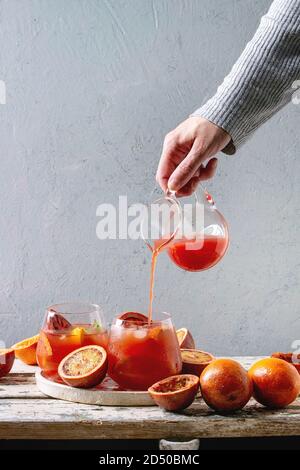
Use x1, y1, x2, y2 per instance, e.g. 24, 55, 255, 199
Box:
36, 332, 52, 358
12, 334, 39, 365
70, 327, 85, 346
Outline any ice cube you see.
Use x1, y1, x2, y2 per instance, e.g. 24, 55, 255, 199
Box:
133, 329, 147, 340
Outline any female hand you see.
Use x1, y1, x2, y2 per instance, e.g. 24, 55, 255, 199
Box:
156, 116, 231, 196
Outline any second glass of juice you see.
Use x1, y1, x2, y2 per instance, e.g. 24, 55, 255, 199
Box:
36, 302, 108, 379
108, 312, 182, 390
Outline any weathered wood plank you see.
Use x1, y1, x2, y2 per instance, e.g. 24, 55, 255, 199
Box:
0, 397, 299, 439
0, 375, 46, 399
0, 357, 299, 440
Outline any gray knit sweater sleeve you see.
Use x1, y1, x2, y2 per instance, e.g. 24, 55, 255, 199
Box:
192, 0, 300, 154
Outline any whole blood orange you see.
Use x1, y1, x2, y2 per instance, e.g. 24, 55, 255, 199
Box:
249, 357, 300, 408
200, 358, 252, 412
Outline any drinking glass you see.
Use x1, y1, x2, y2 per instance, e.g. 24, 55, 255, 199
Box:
36, 302, 108, 378
108, 312, 182, 390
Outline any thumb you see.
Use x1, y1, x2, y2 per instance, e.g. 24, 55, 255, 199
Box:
168, 139, 208, 192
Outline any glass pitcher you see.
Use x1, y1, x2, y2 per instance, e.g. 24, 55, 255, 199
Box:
141, 185, 229, 271
166, 186, 229, 271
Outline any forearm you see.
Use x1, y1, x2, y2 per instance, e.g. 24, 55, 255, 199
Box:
192, 0, 300, 154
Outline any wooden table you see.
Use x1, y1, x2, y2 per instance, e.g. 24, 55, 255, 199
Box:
0, 357, 300, 441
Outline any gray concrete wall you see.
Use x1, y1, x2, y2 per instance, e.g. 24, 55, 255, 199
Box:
0, 0, 299, 355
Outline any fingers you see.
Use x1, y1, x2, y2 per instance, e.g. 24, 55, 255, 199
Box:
157, 116, 225, 193
156, 133, 179, 193
167, 138, 208, 192
176, 158, 218, 197
198, 157, 218, 180
176, 176, 201, 197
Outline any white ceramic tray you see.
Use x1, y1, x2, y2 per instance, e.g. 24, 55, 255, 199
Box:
35, 370, 155, 406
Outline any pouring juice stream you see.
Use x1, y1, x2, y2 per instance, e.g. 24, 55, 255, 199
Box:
148, 236, 174, 323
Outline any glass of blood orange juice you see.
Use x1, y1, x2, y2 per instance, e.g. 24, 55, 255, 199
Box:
36, 303, 108, 379
108, 312, 182, 391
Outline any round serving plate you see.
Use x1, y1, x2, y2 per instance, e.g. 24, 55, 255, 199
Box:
35, 370, 155, 406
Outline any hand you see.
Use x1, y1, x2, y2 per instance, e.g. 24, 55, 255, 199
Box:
156, 116, 231, 196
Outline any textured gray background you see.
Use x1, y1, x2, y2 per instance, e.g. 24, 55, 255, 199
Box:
0, 0, 299, 354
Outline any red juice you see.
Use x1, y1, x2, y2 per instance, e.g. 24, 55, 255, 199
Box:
167, 235, 228, 271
